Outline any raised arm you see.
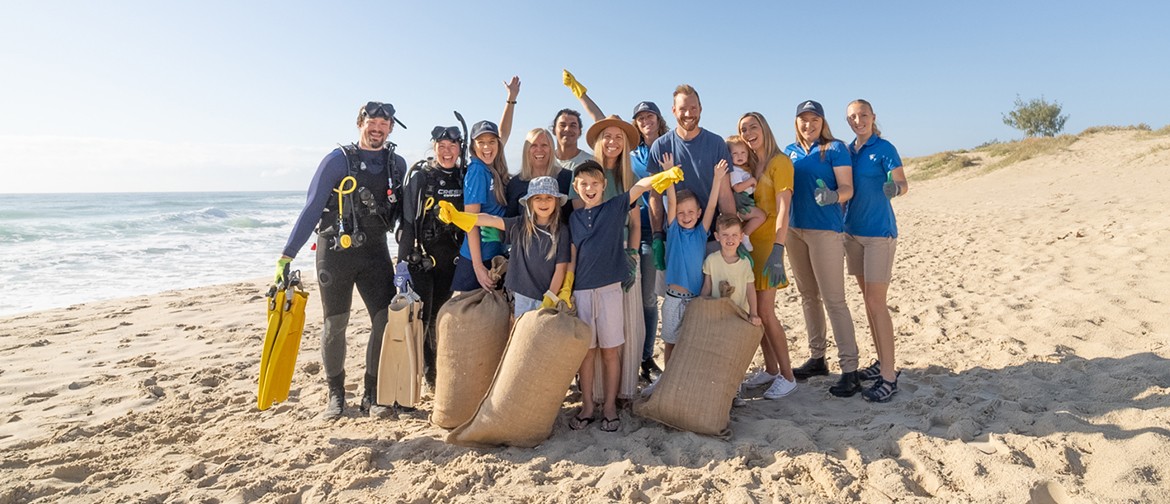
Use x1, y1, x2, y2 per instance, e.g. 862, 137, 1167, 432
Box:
562, 69, 604, 121
499, 76, 520, 145
702, 160, 727, 232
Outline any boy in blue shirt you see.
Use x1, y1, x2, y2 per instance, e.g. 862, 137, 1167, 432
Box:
569, 160, 681, 433
640, 156, 726, 398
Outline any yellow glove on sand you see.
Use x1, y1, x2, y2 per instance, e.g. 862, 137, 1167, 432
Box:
650, 166, 685, 193
437, 201, 477, 232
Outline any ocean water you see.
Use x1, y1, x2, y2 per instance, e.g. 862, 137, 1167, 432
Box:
0, 192, 391, 316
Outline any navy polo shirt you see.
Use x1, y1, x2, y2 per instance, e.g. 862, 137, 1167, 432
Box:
845, 136, 902, 238
571, 192, 635, 290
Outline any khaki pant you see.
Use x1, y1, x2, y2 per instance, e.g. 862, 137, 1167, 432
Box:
787, 228, 858, 372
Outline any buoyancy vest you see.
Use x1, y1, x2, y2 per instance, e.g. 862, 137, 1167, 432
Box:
318, 143, 404, 248
408, 158, 464, 246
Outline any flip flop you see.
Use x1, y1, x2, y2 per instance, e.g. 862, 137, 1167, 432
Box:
568, 412, 596, 431
600, 416, 621, 433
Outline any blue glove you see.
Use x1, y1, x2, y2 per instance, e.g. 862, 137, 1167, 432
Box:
394, 260, 413, 293
762, 244, 788, 289
814, 178, 839, 206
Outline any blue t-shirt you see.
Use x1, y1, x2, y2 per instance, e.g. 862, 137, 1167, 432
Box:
664, 219, 709, 295
845, 136, 902, 238
459, 157, 507, 260
648, 128, 731, 215
785, 140, 852, 232
630, 143, 654, 240
571, 193, 635, 290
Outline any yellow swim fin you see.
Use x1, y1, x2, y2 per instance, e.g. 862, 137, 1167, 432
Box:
257, 271, 310, 411
378, 289, 425, 408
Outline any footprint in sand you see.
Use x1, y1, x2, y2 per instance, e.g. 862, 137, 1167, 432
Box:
21, 391, 57, 405
1028, 480, 1071, 504
51, 464, 95, 483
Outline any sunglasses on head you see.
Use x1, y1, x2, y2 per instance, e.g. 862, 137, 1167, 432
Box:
431, 126, 462, 143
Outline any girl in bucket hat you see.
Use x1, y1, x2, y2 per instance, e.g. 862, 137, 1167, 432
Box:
438, 176, 572, 319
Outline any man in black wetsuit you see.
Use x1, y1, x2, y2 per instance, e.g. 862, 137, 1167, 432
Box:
277, 102, 407, 419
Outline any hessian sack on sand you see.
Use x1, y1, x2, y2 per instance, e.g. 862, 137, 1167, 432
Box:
448, 300, 591, 448
635, 282, 763, 437
431, 257, 511, 429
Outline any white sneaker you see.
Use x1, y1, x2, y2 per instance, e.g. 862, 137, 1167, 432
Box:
763, 376, 797, 399
742, 370, 778, 387
741, 235, 753, 252
641, 378, 658, 398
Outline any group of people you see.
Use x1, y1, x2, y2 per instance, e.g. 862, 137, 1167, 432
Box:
275, 72, 909, 431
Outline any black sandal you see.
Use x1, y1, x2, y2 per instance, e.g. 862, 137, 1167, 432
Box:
862, 376, 898, 403
600, 416, 621, 432
858, 360, 882, 382
568, 411, 596, 430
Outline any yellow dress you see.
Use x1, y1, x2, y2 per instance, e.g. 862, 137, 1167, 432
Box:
748, 155, 794, 289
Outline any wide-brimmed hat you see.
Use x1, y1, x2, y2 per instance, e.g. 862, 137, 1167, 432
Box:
585, 114, 639, 150
519, 176, 568, 206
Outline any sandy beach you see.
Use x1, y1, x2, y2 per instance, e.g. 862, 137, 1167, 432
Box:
2, 128, 1168, 503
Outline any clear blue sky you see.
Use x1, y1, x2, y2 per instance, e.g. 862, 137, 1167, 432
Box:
2, 1, 1167, 193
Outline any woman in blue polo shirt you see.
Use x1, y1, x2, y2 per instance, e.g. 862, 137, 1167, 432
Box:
844, 99, 908, 403
783, 100, 861, 398
451, 120, 511, 291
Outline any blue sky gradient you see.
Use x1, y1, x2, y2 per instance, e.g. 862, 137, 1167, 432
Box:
2, 1, 1167, 192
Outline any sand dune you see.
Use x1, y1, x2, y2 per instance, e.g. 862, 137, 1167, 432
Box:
2, 129, 1168, 503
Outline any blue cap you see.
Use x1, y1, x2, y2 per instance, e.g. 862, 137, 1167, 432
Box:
796, 100, 824, 118
470, 120, 500, 140
632, 101, 661, 118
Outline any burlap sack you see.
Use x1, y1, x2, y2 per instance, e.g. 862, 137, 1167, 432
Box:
634, 283, 763, 437
432, 258, 511, 429
448, 302, 591, 448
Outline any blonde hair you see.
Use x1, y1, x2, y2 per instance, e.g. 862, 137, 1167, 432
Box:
849, 99, 882, 137
592, 133, 636, 192
725, 134, 758, 175
520, 196, 562, 261
473, 135, 510, 204
738, 112, 781, 178
795, 113, 837, 161
673, 84, 701, 106
520, 128, 560, 181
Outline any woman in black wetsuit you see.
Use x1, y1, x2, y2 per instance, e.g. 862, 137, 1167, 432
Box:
397, 126, 466, 389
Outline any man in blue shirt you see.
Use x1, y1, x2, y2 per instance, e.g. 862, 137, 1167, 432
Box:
647, 85, 736, 240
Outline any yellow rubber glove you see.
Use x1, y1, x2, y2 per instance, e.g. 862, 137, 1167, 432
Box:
557, 271, 574, 308
562, 69, 587, 99
540, 290, 559, 310
437, 200, 477, 232
650, 166, 685, 193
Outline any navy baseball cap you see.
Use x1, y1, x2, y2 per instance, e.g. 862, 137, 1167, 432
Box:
470, 120, 500, 140
795, 100, 824, 118
632, 101, 661, 118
